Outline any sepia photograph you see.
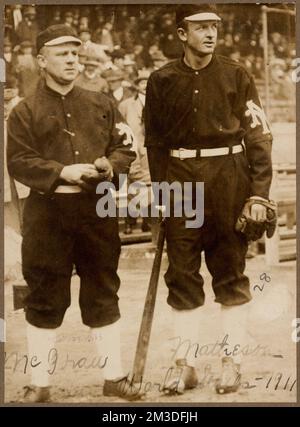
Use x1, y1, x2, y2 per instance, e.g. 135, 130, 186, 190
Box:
2, 2, 297, 405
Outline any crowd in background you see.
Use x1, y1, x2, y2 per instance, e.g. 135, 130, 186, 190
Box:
4, 4, 296, 101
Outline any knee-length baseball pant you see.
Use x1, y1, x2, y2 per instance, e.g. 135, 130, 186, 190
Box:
164, 151, 253, 309
21, 191, 121, 328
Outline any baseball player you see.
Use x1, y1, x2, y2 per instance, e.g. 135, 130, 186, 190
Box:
145, 5, 275, 394
7, 24, 143, 402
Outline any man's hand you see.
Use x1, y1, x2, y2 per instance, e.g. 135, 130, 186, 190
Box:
60, 164, 99, 185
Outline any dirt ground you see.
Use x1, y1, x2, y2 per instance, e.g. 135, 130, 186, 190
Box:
4, 245, 297, 404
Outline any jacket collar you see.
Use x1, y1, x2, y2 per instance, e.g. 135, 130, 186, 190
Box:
177, 53, 218, 74
39, 78, 81, 99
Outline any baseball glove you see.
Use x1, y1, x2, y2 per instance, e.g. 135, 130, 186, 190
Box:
235, 198, 277, 242
80, 157, 113, 192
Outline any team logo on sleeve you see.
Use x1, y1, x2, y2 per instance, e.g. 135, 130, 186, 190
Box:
245, 100, 271, 134
116, 122, 137, 152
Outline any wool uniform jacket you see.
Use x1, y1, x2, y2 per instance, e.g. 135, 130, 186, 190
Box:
145, 54, 273, 199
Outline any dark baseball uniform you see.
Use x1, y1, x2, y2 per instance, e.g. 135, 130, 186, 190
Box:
145, 54, 273, 309
7, 79, 136, 328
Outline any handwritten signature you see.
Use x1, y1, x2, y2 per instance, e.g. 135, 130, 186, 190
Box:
4, 348, 107, 375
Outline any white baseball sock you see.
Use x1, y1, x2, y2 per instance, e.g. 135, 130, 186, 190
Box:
91, 319, 125, 381
172, 307, 201, 367
220, 304, 249, 365
26, 323, 56, 387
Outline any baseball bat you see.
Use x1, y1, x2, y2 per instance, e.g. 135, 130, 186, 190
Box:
132, 218, 166, 383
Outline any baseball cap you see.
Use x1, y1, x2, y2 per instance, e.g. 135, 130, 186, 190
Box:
36, 24, 82, 53
176, 4, 221, 27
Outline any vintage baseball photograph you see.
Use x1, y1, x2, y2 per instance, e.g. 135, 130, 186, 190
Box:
2, 2, 297, 405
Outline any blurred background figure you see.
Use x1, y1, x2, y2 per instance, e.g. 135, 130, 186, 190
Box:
150, 49, 169, 71
98, 22, 118, 52
123, 57, 138, 85
15, 5, 39, 52
62, 11, 75, 30
75, 49, 109, 93
102, 68, 133, 105
78, 27, 109, 67
49, 8, 61, 26
159, 12, 183, 59
270, 58, 295, 101
110, 47, 126, 70
119, 70, 152, 235
14, 40, 39, 97
4, 76, 29, 234
4, 38, 15, 80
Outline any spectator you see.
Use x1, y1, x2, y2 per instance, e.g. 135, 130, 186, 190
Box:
123, 57, 138, 84
15, 41, 40, 97
4, 38, 16, 79
62, 11, 75, 29
75, 50, 109, 93
92, 14, 106, 44
159, 12, 183, 59
4, 75, 29, 223
102, 68, 133, 105
15, 5, 39, 51
132, 44, 149, 69
218, 33, 234, 57
270, 58, 295, 102
150, 50, 169, 70
110, 48, 127, 70
270, 32, 289, 59
78, 28, 109, 65
49, 9, 61, 26
98, 22, 117, 52
119, 70, 152, 235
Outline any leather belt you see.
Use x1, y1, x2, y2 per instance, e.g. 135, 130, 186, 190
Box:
170, 144, 243, 160
55, 185, 82, 193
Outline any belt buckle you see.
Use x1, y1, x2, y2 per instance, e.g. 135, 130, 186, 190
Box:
178, 148, 185, 160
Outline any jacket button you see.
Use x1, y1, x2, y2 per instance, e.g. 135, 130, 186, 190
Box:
194, 89, 199, 94
75, 150, 80, 155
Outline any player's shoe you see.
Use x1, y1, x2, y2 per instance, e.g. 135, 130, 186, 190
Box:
103, 376, 145, 401
215, 357, 241, 394
162, 358, 198, 395
22, 385, 51, 403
